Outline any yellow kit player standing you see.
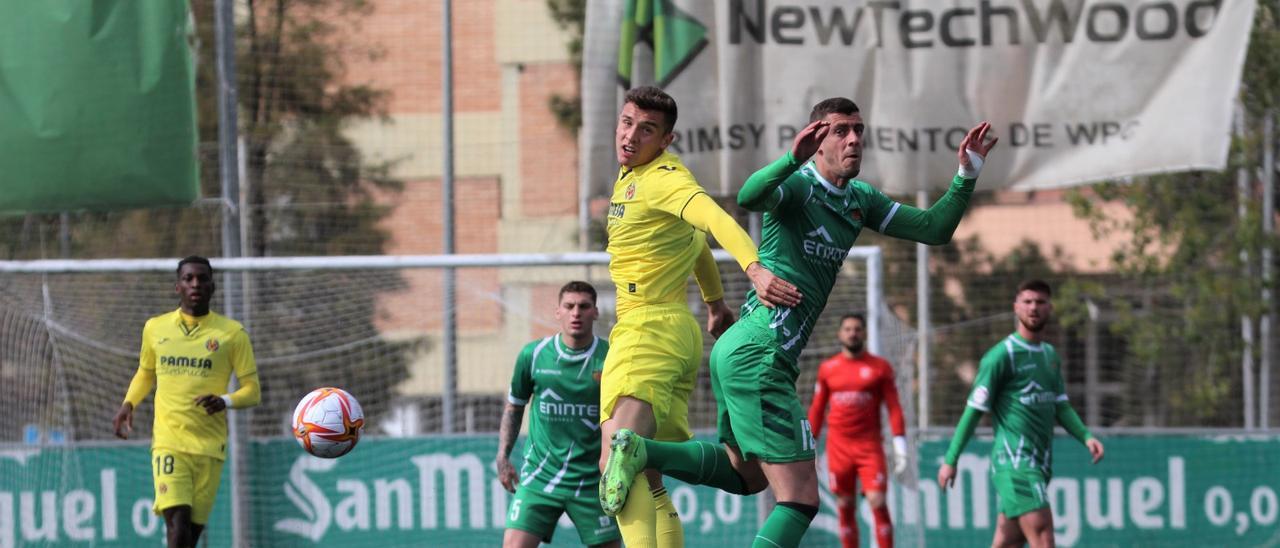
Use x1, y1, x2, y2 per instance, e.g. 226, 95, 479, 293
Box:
599, 85, 802, 548
113, 256, 261, 548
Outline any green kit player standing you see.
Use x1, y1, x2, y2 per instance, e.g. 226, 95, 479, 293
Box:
601, 98, 998, 547
496, 281, 620, 548
938, 280, 1105, 548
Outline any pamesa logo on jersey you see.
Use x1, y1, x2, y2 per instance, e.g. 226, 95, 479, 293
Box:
537, 388, 600, 430
160, 355, 214, 369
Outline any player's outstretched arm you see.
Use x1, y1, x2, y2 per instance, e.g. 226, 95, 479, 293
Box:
738, 120, 829, 212
939, 406, 983, 489
938, 464, 957, 489
230, 372, 262, 408
1085, 438, 1105, 464
745, 262, 802, 309
228, 331, 261, 409
195, 372, 260, 415
495, 402, 526, 493
882, 371, 910, 476
957, 122, 998, 179
1056, 402, 1104, 463
876, 122, 999, 245
692, 241, 735, 337
806, 371, 831, 439
704, 299, 735, 338
115, 367, 156, 439
681, 194, 803, 308
112, 402, 134, 440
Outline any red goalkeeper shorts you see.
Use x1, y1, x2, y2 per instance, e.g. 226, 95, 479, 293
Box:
825, 438, 887, 496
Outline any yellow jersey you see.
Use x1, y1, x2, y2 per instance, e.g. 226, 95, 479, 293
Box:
606, 151, 711, 317
133, 309, 257, 460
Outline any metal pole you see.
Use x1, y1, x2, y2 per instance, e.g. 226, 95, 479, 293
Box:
866, 248, 882, 355
58, 212, 70, 257
441, 0, 458, 434
579, 163, 590, 251
916, 190, 930, 430
1085, 300, 1101, 426
214, 0, 247, 545
1237, 104, 1256, 429
238, 136, 252, 334
1262, 110, 1274, 429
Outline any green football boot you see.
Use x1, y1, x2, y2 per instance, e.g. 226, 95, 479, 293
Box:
599, 428, 649, 516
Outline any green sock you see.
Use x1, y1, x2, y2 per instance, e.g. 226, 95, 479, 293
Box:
644, 439, 750, 495
752, 503, 816, 548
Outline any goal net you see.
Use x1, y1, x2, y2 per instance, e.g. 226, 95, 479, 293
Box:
0, 248, 916, 547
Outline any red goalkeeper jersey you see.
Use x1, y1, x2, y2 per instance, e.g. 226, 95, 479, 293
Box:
809, 351, 905, 442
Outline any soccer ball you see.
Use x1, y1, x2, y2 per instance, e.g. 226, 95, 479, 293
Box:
292, 387, 365, 458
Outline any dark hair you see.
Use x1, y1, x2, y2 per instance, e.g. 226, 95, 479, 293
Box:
624, 85, 678, 133
839, 312, 866, 327
1016, 279, 1052, 298
177, 255, 213, 276
559, 280, 597, 305
809, 97, 860, 123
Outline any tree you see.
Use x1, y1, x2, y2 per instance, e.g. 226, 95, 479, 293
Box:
1063, 2, 1280, 427
546, 0, 587, 136
0, 0, 417, 438
209, 0, 415, 433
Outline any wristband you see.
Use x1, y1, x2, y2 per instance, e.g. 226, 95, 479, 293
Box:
958, 149, 984, 179
220, 395, 233, 409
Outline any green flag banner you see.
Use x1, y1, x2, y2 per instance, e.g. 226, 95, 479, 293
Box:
1, 434, 1276, 546
0, 1, 198, 215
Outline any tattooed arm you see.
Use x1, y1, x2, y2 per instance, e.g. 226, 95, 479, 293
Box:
495, 402, 526, 493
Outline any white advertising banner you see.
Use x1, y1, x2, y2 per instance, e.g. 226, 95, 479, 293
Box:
580, 0, 1257, 195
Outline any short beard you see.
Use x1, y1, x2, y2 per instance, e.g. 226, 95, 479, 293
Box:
843, 342, 864, 354
1020, 317, 1047, 333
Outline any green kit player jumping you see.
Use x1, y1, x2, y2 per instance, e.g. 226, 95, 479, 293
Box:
601, 97, 998, 548
938, 279, 1105, 548
496, 281, 620, 548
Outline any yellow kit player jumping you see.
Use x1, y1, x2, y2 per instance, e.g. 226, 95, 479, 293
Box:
113, 256, 261, 548
599, 85, 802, 547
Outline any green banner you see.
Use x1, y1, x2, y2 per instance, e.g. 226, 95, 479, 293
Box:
0, 1, 198, 215
0, 443, 230, 547
248, 437, 760, 546
2, 435, 1277, 546
908, 434, 1280, 546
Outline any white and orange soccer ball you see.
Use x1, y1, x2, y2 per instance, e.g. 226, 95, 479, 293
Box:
292, 387, 365, 458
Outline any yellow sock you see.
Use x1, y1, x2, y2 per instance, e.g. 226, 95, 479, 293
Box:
653, 487, 684, 548
617, 476, 657, 548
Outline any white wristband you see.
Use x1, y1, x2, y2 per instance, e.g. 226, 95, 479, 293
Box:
220, 395, 233, 409
957, 149, 984, 179
892, 435, 908, 456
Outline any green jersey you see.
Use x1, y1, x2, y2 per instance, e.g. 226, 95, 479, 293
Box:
507, 334, 608, 497
967, 333, 1068, 475
738, 153, 975, 368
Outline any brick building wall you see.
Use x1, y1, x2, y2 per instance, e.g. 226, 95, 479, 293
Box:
341, 0, 585, 396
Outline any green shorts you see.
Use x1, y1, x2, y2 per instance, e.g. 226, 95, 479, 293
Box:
992, 469, 1051, 518
505, 485, 620, 545
709, 313, 815, 463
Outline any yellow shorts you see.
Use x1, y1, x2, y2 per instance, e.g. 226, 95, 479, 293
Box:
151, 448, 224, 524
600, 303, 702, 441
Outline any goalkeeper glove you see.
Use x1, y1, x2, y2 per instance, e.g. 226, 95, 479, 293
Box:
891, 435, 909, 477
